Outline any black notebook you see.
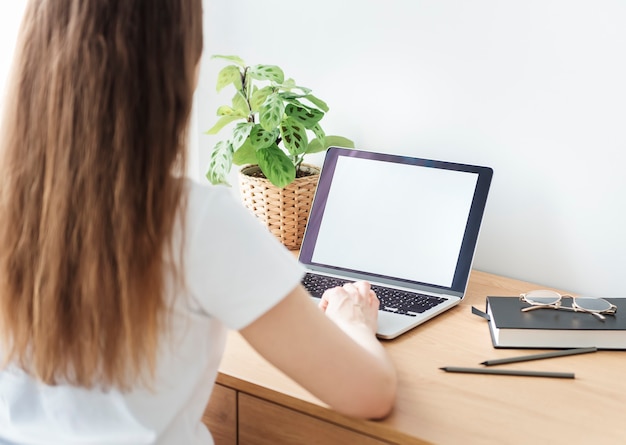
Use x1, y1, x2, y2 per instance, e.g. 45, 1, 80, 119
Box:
485, 296, 626, 349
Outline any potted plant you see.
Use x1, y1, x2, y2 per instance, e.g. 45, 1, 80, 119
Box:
205, 55, 353, 249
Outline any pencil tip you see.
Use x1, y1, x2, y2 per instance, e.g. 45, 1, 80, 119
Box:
480, 361, 487, 365
439, 367, 447, 370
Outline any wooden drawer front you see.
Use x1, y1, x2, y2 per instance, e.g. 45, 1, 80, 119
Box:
202, 384, 237, 445
238, 393, 390, 445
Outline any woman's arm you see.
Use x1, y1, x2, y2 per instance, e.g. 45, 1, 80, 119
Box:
239, 282, 397, 419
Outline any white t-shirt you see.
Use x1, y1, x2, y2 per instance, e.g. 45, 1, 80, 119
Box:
0, 179, 305, 444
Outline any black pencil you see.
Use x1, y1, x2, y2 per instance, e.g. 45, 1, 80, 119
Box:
480, 347, 598, 366
440, 367, 575, 379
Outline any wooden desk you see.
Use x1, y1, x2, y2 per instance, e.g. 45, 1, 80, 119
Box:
203, 271, 626, 444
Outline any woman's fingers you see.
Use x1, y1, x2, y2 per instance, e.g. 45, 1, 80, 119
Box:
319, 281, 379, 333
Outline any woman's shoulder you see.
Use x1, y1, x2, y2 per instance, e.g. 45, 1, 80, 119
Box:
183, 177, 233, 204
179, 177, 263, 243
182, 178, 241, 220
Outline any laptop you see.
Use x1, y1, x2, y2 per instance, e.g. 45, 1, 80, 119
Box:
299, 147, 493, 339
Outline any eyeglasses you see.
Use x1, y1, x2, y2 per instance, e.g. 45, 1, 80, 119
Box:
519, 290, 617, 321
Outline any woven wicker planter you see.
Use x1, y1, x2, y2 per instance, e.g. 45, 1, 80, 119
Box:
239, 164, 320, 250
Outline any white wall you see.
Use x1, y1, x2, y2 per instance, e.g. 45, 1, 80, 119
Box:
197, 0, 626, 296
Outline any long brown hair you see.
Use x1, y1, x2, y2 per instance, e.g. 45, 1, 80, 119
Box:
0, 0, 203, 389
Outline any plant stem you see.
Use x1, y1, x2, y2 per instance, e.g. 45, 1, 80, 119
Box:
241, 66, 255, 123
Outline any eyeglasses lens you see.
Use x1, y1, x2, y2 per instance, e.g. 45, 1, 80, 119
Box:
574, 297, 613, 312
525, 290, 561, 306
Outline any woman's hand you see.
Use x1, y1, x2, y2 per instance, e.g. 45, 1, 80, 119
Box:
319, 281, 379, 334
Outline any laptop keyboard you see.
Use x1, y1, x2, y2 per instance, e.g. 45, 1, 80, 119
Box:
301, 273, 447, 317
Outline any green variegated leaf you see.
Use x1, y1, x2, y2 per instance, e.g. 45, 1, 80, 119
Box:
323, 135, 355, 149
216, 65, 242, 92
303, 94, 329, 112
259, 93, 284, 131
279, 92, 304, 101
233, 139, 257, 165
280, 117, 309, 157
231, 122, 254, 150
216, 105, 234, 116
311, 123, 325, 140
205, 115, 242, 135
232, 92, 249, 115
211, 55, 246, 67
285, 104, 324, 129
300, 134, 357, 155
257, 144, 296, 188
281, 78, 296, 89
250, 125, 279, 149
249, 65, 284, 84
306, 138, 324, 154
206, 140, 234, 185
250, 86, 273, 112
291, 85, 312, 95
310, 123, 326, 149
216, 105, 247, 118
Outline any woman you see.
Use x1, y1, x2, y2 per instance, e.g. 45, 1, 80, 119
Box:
0, 1, 397, 444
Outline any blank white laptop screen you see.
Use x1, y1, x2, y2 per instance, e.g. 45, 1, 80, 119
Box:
310, 156, 479, 288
